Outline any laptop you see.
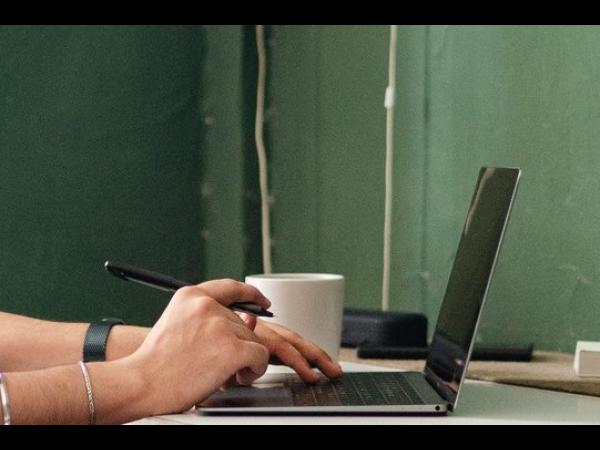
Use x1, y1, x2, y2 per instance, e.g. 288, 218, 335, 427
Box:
197, 166, 522, 415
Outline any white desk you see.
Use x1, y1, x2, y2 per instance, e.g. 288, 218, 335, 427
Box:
129, 362, 600, 425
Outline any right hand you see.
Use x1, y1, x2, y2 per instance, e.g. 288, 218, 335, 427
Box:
126, 285, 270, 416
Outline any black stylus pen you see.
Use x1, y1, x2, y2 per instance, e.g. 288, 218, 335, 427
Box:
104, 261, 273, 318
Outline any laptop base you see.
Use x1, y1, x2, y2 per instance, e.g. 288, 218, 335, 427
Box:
197, 372, 449, 415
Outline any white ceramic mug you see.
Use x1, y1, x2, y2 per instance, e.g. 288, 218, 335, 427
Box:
245, 273, 345, 359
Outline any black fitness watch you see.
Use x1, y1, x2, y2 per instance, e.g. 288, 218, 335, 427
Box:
83, 318, 126, 362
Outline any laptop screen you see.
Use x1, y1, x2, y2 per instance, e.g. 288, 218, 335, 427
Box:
423, 167, 521, 409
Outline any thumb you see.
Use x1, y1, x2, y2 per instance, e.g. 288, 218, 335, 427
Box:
239, 341, 269, 377
236, 367, 261, 385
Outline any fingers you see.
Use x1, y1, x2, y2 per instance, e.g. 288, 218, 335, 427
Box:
229, 320, 262, 345
253, 321, 319, 382
238, 312, 257, 331
216, 302, 250, 326
172, 290, 261, 343
273, 340, 321, 383
222, 368, 265, 387
195, 279, 271, 309
173, 283, 270, 330
236, 341, 269, 384
262, 322, 343, 380
220, 375, 239, 390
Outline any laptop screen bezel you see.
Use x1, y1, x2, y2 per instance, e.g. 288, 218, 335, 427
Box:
423, 167, 521, 410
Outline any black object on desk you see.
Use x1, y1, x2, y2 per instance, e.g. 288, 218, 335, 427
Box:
357, 344, 534, 362
342, 308, 428, 348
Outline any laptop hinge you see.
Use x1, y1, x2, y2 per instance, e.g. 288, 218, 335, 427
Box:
424, 367, 456, 410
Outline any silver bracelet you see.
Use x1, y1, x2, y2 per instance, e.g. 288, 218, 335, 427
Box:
78, 361, 96, 425
0, 372, 11, 425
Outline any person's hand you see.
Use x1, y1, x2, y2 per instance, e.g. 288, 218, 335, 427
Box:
240, 316, 343, 383
106, 279, 271, 363
190, 279, 342, 383
124, 285, 270, 416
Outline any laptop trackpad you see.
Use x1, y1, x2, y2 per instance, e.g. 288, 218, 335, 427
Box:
199, 374, 294, 408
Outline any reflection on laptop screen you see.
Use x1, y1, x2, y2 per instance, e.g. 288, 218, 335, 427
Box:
424, 167, 521, 409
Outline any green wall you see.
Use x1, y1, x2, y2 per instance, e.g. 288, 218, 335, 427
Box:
245, 25, 600, 352
2, 25, 600, 352
267, 25, 427, 317
0, 26, 206, 325
423, 26, 600, 352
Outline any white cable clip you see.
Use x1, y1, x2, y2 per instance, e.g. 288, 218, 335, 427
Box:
384, 86, 395, 109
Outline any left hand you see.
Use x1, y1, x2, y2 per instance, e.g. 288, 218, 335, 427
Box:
239, 315, 343, 383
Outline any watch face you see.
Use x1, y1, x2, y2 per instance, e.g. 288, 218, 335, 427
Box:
101, 318, 125, 325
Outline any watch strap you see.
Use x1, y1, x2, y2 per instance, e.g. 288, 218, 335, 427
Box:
83, 318, 125, 362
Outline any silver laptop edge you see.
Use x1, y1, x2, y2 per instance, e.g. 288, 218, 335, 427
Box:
424, 167, 521, 410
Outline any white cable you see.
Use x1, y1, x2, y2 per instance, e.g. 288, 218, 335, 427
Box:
255, 25, 273, 274
382, 25, 398, 312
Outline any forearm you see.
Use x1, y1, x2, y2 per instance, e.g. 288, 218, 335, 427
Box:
0, 312, 149, 371
1, 358, 149, 425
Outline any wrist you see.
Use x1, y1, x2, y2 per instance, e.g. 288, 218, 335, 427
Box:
86, 357, 152, 424
105, 325, 150, 361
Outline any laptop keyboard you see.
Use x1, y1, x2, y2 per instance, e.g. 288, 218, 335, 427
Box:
287, 372, 425, 407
